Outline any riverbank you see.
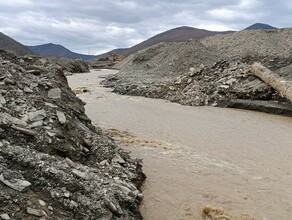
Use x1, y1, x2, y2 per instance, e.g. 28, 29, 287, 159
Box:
68, 69, 292, 219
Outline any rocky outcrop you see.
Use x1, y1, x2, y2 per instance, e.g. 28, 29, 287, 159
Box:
48, 57, 90, 74
0, 50, 144, 219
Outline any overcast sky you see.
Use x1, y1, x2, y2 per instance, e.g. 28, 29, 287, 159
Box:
0, 0, 291, 55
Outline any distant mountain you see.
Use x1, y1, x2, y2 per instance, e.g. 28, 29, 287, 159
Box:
28, 43, 96, 60
97, 26, 234, 58
0, 32, 33, 55
245, 23, 277, 30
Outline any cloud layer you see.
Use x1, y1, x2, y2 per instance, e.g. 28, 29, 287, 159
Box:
0, 0, 290, 54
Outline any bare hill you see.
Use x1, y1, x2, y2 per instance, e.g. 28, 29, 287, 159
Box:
0, 32, 33, 55
97, 26, 234, 58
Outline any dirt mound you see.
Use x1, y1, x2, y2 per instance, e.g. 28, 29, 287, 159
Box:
113, 40, 219, 84
0, 50, 144, 219
201, 28, 292, 59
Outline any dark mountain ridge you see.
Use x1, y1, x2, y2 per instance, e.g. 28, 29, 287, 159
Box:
0, 32, 33, 55
28, 43, 95, 60
245, 23, 277, 30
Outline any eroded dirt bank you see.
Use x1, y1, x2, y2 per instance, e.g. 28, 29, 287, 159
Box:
68, 69, 292, 220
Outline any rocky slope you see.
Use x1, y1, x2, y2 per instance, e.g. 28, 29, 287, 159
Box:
0, 50, 144, 219
113, 40, 219, 85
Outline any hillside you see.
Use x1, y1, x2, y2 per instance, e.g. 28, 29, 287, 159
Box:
124, 26, 234, 56
28, 43, 95, 60
245, 23, 277, 30
97, 26, 234, 58
0, 32, 33, 55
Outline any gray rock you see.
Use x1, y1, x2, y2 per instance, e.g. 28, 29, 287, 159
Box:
48, 88, 61, 99
23, 86, 33, 93
28, 109, 46, 122
25, 69, 41, 75
0, 94, 6, 104
112, 154, 125, 164
39, 200, 46, 206
100, 160, 109, 166
0, 214, 11, 220
226, 78, 237, 85
56, 111, 66, 124
3, 78, 15, 85
27, 207, 45, 217
72, 169, 91, 180
0, 174, 31, 192
0, 112, 27, 127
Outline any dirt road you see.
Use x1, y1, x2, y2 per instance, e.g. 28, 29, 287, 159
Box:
68, 70, 292, 220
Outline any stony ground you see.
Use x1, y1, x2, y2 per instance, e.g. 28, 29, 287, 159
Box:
0, 50, 145, 220
103, 29, 292, 116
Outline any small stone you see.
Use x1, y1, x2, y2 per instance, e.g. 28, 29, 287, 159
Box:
0, 94, 6, 104
169, 86, 176, 91
48, 88, 61, 99
27, 207, 45, 217
64, 192, 70, 198
100, 160, 109, 166
0, 174, 31, 192
28, 109, 46, 122
45, 102, 57, 108
48, 206, 53, 211
23, 86, 33, 93
189, 67, 195, 73
187, 78, 193, 84
25, 69, 41, 75
112, 154, 125, 164
219, 85, 230, 89
72, 169, 91, 180
0, 214, 11, 220
4, 78, 15, 85
56, 111, 66, 124
226, 78, 237, 85
69, 200, 78, 208
39, 200, 46, 206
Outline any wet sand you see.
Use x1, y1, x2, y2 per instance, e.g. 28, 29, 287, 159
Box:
68, 70, 292, 220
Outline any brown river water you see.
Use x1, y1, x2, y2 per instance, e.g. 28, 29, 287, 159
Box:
67, 69, 292, 220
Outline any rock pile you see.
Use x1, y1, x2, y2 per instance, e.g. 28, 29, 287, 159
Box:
103, 29, 292, 116
201, 28, 292, 59
0, 50, 144, 219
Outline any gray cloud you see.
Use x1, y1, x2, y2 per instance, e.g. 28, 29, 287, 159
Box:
0, 0, 290, 54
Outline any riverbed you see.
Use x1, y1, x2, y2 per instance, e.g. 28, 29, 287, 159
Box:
67, 69, 292, 220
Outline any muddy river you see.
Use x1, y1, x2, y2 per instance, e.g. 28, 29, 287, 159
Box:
68, 69, 292, 220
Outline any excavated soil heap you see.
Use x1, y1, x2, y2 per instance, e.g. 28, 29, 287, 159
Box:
0, 50, 144, 220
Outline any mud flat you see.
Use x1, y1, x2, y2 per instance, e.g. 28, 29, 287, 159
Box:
68, 69, 292, 220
